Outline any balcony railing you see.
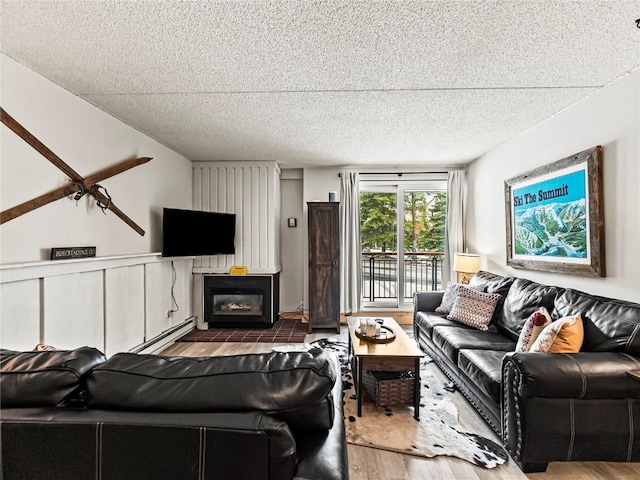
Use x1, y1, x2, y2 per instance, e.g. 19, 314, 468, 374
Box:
361, 251, 444, 303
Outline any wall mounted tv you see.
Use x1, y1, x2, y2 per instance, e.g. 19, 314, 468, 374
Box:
162, 208, 236, 257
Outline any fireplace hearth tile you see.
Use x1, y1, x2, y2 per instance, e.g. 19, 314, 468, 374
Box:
177, 319, 308, 343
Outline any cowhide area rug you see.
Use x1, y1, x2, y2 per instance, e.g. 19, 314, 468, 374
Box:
307, 336, 508, 469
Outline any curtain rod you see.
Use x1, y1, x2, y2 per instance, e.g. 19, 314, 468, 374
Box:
338, 171, 449, 177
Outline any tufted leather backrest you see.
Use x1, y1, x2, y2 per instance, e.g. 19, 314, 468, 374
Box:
553, 289, 640, 354
496, 278, 564, 341
87, 348, 337, 432
469, 271, 514, 297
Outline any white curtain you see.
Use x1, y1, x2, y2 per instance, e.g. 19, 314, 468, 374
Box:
339, 172, 361, 315
443, 170, 467, 285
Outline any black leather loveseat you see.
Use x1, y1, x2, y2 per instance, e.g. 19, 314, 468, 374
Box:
0, 346, 349, 480
414, 271, 640, 472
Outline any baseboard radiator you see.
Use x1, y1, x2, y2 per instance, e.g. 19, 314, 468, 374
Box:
130, 316, 196, 355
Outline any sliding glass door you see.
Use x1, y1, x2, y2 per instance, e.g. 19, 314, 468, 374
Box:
360, 177, 447, 309
360, 187, 398, 307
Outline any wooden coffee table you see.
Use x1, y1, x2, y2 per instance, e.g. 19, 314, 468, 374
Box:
347, 317, 423, 420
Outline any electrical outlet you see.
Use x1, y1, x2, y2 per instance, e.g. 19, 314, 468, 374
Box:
167, 310, 173, 318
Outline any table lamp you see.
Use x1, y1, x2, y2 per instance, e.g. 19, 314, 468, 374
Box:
453, 253, 480, 284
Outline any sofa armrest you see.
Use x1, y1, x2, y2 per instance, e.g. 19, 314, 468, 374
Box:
502, 351, 640, 465
413, 291, 444, 314
293, 354, 349, 480
0, 347, 106, 408
502, 352, 640, 399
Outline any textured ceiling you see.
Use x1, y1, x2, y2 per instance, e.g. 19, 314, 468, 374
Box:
1, 1, 638, 167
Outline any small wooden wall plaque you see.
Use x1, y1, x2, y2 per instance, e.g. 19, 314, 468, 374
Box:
51, 246, 96, 260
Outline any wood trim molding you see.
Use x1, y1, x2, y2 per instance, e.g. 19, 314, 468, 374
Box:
0, 253, 169, 283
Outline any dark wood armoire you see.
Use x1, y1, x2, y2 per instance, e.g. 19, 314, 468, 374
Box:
307, 202, 340, 333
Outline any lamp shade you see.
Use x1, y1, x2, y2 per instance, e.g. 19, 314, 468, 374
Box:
453, 253, 480, 274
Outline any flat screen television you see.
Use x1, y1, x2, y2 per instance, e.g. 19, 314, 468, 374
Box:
162, 208, 236, 257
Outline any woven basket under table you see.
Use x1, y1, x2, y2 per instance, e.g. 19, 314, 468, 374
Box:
361, 370, 415, 407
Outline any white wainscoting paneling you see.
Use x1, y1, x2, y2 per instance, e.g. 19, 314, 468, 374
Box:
170, 260, 190, 327
0, 279, 40, 351
193, 273, 205, 329
144, 262, 172, 340
0, 254, 194, 355
105, 265, 145, 356
43, 271, 105, 350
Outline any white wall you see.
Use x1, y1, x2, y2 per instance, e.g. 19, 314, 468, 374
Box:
280, 169, 304, 312
467, 70, 640, 302
0, 54, 195, 353
0, 54, 192, 263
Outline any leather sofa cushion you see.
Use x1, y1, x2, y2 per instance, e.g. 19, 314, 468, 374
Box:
0, 347, 106, 407
497, 278, 562, 341
415, 311, 469, 337
432, 326, 515, 364
458, 349, 506, 403
553, 289, 640, 355
88, 348, 337, 432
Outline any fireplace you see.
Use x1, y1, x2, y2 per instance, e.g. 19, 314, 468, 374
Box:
204, 274, 279, 328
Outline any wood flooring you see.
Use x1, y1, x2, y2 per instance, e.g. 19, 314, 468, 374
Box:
282, 311, 415, 326
160, 325, 640, 480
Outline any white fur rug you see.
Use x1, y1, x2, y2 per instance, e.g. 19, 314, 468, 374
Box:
307, 336, 508, 469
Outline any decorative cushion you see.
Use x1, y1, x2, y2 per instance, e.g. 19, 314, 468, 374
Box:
530, 313, 584, 353
435, 282, 483, 315
515, 307, 552, 353
447, 287, 503, 331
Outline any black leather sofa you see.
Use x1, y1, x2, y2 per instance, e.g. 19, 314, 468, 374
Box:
414, 271, 640, 472
0, 347, 349, 480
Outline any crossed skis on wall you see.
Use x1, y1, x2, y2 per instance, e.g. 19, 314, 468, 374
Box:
1, 107, 151, 236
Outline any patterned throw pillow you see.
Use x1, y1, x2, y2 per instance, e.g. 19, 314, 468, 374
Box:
435, 282, 483, 315
447, 287, 502, 331
530, 313, 584, 353
515, 307, 552, 352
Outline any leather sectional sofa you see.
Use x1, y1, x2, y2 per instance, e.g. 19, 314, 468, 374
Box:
0, 347, 348, 480
413, 271, 640, 472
